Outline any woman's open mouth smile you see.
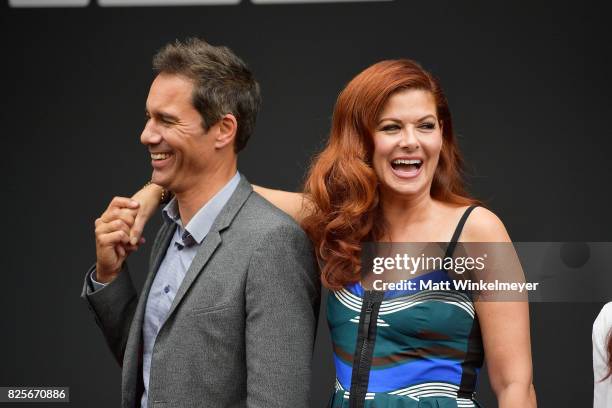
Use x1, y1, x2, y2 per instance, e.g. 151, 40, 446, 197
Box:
390, 158, 423, 179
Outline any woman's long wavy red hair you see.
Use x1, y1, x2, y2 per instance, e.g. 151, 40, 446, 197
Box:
302, 59, 480, 290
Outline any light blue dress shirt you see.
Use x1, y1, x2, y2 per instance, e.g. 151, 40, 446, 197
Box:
92, 172, 240, 408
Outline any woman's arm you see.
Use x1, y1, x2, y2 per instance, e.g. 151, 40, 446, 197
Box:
128, 183, 165, 244
252, 186, 310, 223
464, 207, 537, 408
127, 183, 312, 244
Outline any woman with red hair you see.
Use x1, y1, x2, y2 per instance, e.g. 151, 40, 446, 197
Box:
130, 59, 536, 407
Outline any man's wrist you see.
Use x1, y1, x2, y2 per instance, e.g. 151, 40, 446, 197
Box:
94, 263, 119, 284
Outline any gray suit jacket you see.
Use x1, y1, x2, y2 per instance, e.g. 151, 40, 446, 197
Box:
82, 177, 320, 408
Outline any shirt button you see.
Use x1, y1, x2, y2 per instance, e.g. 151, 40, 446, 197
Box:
164, 285, 170, 294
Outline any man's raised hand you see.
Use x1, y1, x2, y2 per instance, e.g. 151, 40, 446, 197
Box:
94, 197, 144, 283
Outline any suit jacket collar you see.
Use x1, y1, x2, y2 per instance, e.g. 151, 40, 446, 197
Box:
160, 171, 241, 245
207, 175, 253, 233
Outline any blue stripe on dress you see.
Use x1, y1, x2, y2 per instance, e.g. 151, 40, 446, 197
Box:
334, 353, 353, 390
346, 281, 363, 297
334, 352, 463, 393
366, 358, 463, 392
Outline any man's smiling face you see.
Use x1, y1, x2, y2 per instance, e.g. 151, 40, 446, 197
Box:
140, 73, 216, 194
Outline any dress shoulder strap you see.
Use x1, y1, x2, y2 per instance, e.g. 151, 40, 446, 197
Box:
444, 205, 479, 259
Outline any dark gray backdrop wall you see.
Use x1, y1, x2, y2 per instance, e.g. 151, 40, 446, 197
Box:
1, 0, 610, 406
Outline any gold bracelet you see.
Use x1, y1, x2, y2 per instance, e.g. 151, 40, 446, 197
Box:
144, 181, 172, 204
160, 186, 172, 204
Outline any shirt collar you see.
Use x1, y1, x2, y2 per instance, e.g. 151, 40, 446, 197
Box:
161, 171, 241, 245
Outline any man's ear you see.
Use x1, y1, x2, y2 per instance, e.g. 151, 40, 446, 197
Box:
214, 113, 238, 150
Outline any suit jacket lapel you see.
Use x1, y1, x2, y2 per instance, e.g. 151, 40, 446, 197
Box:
165, 177, 253, 319
121, 220, 175, 407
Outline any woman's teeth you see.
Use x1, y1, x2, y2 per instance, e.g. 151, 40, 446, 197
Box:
391, 159, 422, 171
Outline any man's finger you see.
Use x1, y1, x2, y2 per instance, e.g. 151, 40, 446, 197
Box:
100, 208, 137, 226
107, 196, 140, 212
97, 230, 130, 247
116, 245, 126, 258
95, 219, 131, 237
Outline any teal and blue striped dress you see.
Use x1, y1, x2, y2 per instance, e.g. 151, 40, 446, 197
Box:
327, 206, 484, 408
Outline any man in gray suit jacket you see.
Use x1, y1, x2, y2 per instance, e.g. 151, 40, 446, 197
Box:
82, 38, 320, 408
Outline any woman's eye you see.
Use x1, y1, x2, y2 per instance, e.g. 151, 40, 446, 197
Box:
381, 124, 401, 132
419, 122, 436, 130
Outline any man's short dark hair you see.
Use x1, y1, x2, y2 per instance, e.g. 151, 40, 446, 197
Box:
153, 38, 261, 152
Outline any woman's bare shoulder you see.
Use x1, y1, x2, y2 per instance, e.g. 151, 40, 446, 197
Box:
462, 206, 511, 242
